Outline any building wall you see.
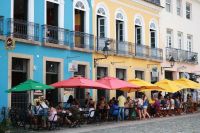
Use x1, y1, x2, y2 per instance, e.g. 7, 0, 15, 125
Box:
92, 0, 163, 100
160, 0, 200, 79
0, 0, 94, 107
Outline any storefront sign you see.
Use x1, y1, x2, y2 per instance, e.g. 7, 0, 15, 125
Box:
68, 62, 78, 72
5, 37, 15, 50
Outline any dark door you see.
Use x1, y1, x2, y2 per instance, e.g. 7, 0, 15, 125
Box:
74, 65, 86, 106
97, 67, 109, 101
116, 68, 126, 98
46, 61, 59, 107
11, 58, 29, 110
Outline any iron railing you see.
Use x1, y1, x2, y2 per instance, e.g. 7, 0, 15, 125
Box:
95, 37, 135, 56
115, 41, 135, 56
144, 0, 161, 6
95, 37, 114, 52
7, 18, 39, 41
70, 31, 94, 51
135, 44, 150, 58
0, 16, 3, 35
42, 25, 70, 46
0, 107, 10, 122
149, 47, 163, 60
166, 47, 198, 64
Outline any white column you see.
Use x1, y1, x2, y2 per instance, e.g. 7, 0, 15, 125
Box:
58, 0, 64, 45
28, 0, 34, 40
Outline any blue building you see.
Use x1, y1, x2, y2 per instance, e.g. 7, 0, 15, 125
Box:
0, 0, 94, 108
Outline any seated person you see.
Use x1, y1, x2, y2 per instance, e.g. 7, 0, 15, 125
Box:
111, 100, 119, 116
56, 102, 63, 113
34, 101, 43, 115
48, 106, 57, 122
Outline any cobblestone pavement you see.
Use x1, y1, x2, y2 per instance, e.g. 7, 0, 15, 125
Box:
10, 113, 200, 133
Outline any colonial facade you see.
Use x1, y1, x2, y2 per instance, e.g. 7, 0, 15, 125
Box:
159, 0, 200, 81
0, 0, 94, 108
92, 0, 163, 101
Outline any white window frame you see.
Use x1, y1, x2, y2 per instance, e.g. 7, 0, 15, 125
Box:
115, 9, 127, 41
166, 0, 171, 12
166, 29, 173, 48
177, 32, 183, 49
134, 15, 145, 45
186, 2, 192, 20
176, 0, 182, 16
73, 0, 90, 33
98, 17, 106, 38
187, 35, 193, 52
149, 21, 157, 48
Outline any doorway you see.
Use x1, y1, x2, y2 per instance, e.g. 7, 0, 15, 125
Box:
97, 67, 109, 101
46, 61, 59, 107
11, 57, 29, 110
75, 9, 85, 48
74, 65, 86, 106
116, 68, 127, 98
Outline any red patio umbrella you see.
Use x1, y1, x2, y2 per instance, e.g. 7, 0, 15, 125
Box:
96, 77, 139, 91
51, 76, 110, 90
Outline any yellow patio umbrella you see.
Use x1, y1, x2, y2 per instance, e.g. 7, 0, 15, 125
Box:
120, 78, 163, 92
174, 78, 200, 89
155, 79, 184, 93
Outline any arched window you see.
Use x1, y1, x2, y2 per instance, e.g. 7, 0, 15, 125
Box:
135, 16, 143, 45
116, 13, 124, 21
135, 18, 142, 26
149, 21, 157, 48
97, 7, 106, 16
75, 1, 85, 10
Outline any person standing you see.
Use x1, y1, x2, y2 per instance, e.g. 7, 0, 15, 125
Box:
118, 94, 126, 121
143, 94, 150, 119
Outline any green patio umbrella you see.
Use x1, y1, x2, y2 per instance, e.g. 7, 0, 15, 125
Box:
7, 79, 54, 93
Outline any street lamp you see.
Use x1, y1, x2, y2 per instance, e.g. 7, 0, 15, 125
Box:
161, 56, 175, 75
94, 39, 111, 67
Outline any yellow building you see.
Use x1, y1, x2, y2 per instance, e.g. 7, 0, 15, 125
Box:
92, 0, 163, 100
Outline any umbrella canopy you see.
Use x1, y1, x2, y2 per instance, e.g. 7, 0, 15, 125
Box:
155, 79, 184, 93
51, 76, 110, 89
174, 78, 200, 89
96, 77, 139, 92
7, 79, 54, 93
124, 78, 163, 92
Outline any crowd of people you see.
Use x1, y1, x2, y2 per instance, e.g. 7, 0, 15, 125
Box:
22, 91, 197, 129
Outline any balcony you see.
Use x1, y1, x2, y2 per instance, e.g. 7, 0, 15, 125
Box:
143, 0, 161, 6
0, 16, 3, 35
166, 47, 198, 64
95, 38, 163, 61
7, 18, 39, 41
149, 47, 163, 60
115, 41, 135, 56
42, 25, 70, 47
95, 37, 135, 57
70, 31, 94, 51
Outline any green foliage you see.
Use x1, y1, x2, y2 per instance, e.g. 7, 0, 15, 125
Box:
0, 119, 10, 133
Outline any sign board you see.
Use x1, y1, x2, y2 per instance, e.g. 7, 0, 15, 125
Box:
68, 62, 78, 72
5, 37, 15, 50
152, 66, 158, 78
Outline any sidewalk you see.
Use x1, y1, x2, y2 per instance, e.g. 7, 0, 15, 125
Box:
38, 112, 200, 133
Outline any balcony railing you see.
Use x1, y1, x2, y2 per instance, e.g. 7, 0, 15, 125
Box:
70, 31, 94, 51
7, 18, 39, 41
0, 16, 3, 35
42, 25, 70, 46
116, 41, 135, 56
135, 44, 150, 58
149, 47, 163, 60
166, 47, 198, 64
144, 0, 161, 6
